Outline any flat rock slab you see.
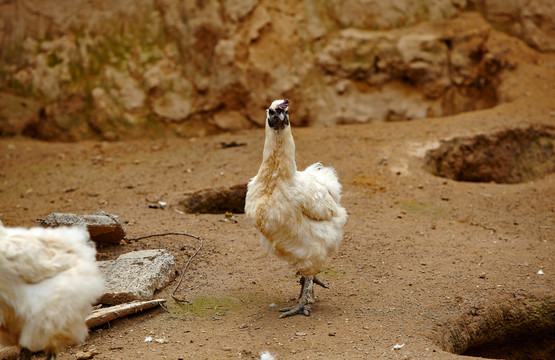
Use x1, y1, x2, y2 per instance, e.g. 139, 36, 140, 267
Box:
37, 211, 126, 244
97, 249, 177, 305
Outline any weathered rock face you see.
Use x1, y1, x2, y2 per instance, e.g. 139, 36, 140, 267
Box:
468, 0, 555, 52
0, 0, 549, 140
97, 249, 178, 305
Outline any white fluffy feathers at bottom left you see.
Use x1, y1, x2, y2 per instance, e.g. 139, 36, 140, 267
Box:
0, 221, 105, 360
260, 350, 276, 360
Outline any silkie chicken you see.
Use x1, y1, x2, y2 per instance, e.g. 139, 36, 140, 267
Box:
245, 99, 348, 318
0, 221, 104, 360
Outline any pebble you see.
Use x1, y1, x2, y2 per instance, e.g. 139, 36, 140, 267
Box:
75, 350, 100, 360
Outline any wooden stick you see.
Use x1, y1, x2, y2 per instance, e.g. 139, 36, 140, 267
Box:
86, 299, 167, 328
171, 238, 203, 302
125, 232, 202, 241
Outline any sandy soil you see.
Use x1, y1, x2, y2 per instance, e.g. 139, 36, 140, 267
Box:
1, 58, 554, 360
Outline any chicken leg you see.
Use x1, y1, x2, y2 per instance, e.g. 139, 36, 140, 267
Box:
19, 348, 31, 360
280, 275, 327, 318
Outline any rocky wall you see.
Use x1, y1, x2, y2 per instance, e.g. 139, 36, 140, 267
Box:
0, 0, 549, 140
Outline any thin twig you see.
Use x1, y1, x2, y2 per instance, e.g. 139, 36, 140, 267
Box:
172, 238, 203, 302
125, 232, 202, 241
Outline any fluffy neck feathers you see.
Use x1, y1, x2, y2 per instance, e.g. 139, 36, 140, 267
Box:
258, 125, 297, 181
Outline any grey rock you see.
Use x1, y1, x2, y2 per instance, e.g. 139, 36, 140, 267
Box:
37, 211, 126, 244
97, 249, 178, 305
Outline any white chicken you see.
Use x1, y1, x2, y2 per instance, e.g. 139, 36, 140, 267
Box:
245, 99, 348, 318
0, 221, 104, 360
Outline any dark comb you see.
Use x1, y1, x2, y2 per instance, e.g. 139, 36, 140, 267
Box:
276, 99, 289, 110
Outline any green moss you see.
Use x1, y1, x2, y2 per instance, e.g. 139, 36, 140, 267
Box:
400, 199, 446, 219
418, 2, 430, 22
168, 293, 265, 319
46, 53, 63, 67
0, 7, 178, 140
321, 266, 346, 280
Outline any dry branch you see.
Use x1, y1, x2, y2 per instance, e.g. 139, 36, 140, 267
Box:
172, 238, 203, 302
86, 299, 166, 328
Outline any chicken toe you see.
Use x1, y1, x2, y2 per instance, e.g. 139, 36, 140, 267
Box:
279, 303, 312, 317
313, 276, 328, 289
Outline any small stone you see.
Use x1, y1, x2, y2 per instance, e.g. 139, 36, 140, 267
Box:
37, 211, 126, 244
75, 350, 100, 360
97, 249, 177, 305
295, 332, 307, 336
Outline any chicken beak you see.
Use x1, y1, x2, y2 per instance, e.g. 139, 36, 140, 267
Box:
267, 111, 289, 131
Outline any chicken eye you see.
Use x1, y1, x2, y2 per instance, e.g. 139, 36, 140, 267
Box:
268, 109, 275, 116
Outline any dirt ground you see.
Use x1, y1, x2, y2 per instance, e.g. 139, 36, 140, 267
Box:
1, 57, 555, 360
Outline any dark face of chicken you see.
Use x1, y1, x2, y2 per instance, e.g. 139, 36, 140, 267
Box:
267, 100, 289, 131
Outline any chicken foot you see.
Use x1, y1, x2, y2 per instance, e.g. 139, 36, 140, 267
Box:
18, 348, 31, 360
280, 275, 317, 318
19, 349, 56, 360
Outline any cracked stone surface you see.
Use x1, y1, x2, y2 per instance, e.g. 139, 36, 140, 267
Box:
97, 249, 177, 305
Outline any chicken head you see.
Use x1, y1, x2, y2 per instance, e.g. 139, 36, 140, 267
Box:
266, 99, 289, 130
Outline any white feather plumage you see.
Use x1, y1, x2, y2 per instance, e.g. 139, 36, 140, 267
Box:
259, 350, 276, 360
245, 99, 348, 279
0, 222, 104, 356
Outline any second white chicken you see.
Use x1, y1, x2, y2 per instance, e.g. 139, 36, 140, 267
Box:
0, 222, 104, 360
